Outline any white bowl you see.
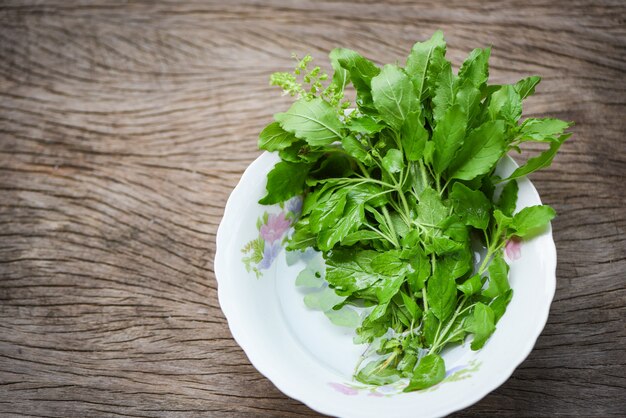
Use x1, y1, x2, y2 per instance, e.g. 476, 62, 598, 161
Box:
215, 152, 556, 418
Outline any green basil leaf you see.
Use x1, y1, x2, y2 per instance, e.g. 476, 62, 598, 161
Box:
439, 248, 473, 279
405, 30, 447, 100
493, 209, 514, 230
328, 48, 350, 95
259, 161, 311, 204
489, 289, 513, 323
519, 118, 573, 142
407, 250, 430, 293
427, 261, 457, 321
366, 301, 390, 323
316, 196, 365, 251
417, 187, 448, 226
382, 148, 405, 174
449, 182, 492, 230
325, 249, 381, 295
275, 98, 343, 146
505, 134, 570, 181
511, 204, 556, 237
348, 115, 385, 134
458, 274, 484, 296
341, 230, 381, 246
488, 85, 522, 123
423, 311, 439, 346
373, 274, 405, 304
432, 104, 467, 175
401, 112, 429, 161
400, 291, 422, 321
454, 79, 482, 125
357, 357, 402, 385
341, 135, 371, 163
332, 48, 380, 111
309, 188, 348, 233
287, 217, 316, 251
431, 59, 455, 122
447, 120, 507, 181
278, 140, 323, 163
468, 303, 496, 350
514, 76, 541, 99
258, 121, 299, 151
429, 235, 465, 255
482, 254, 510, 298
371, 64, 420, 130
457, 47, 491, 89
371, 250, 406, 276
497, 179, 519, 217
404, 354, 446, 392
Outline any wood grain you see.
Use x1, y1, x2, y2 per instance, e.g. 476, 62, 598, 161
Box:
0, 1, 624, 416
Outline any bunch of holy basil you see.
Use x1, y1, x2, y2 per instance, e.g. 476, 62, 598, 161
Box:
256, 32, 572, 391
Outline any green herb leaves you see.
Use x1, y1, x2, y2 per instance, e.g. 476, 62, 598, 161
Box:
259, 161, 311, 204
450, 183, 491, 230
406, 31, 446, 98
447, 120, 506, 180
400, 115, 428, 161
467, 303, 496, 350
258, 122, 298, 151
510, 205, 557, 237
330, 48, 380, 110
432, 105, 467, 174
404, 354, 446, 391
257, 32, 571, 392
275, 98, 343, 146
371, 65, 420, 130
326, 249, 381, 295
427, 267, 457, 321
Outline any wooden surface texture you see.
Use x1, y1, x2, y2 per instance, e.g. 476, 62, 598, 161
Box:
0, 1, 625, 416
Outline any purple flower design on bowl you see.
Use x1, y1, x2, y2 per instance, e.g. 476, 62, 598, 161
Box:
260, 212, 291, 244
286, 196, 303, 215
445, 364, 467, 378
242, 208, 297, 278
505, 237, 522, 261
328, 382, 358, 396
259, 241, 281, 270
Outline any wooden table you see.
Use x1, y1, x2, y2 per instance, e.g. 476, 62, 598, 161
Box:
1, 1, 624, 416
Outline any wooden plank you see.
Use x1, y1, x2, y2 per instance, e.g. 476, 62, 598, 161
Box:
0, 1, 624, 416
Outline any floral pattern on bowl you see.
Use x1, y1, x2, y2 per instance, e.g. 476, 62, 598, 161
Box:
505, 237, 523, 261
241, 196, 302, 277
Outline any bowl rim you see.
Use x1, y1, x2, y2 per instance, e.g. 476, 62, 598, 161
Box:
215, 151, 557, 417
